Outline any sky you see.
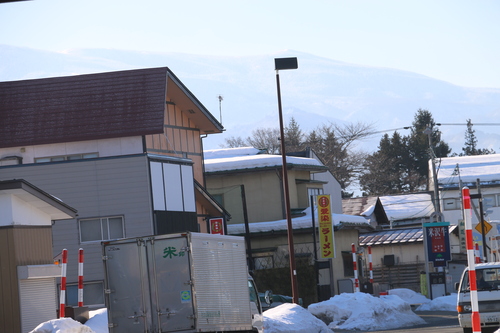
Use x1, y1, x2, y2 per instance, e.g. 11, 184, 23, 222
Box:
1, 0, 500, 89
31, 290, 458, 333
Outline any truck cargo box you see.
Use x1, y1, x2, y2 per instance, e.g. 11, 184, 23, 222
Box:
102, 232, 257, 333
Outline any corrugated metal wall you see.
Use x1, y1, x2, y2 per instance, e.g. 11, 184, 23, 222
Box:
0, 226, 53, 333
0, 155, 154, 285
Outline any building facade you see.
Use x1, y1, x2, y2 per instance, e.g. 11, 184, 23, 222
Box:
0, 67, 225, 307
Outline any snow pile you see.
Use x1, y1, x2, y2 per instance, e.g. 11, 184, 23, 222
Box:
83, 308, 108, 333
30, 318, 94, 333
30, 308, 107, 333
388, 288, 430, 305
308, 292, 425, 331
30, 289, 459, 333
263, 303, 331, 333
416, 294, 457, 311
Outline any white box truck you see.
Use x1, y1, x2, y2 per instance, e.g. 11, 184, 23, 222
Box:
456, 262, 500, 333
102, 232, 264, 333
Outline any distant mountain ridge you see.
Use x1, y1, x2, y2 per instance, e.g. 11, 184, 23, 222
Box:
2, 44, 500, 153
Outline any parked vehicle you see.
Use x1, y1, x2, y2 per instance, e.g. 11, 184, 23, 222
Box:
456, 262, 500, 333
102, 232, 264, 333
259, 292, 303, 311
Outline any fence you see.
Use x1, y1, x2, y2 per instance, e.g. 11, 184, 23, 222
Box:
371, 262, 425, 293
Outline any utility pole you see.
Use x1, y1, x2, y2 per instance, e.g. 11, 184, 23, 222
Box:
424, 125, 442, 219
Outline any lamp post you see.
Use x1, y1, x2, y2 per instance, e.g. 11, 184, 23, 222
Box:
274, 57, 299, 304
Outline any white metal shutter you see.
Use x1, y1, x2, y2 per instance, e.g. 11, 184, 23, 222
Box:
19, 278, 58, 333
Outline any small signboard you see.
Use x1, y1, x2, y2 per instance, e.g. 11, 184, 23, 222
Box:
209, 217, 224, 235
317, 194, 335, 259
475, 220, 493, 234
423, 222, 451, 267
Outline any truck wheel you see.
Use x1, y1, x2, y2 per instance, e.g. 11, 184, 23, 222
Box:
462, 328, 472, 333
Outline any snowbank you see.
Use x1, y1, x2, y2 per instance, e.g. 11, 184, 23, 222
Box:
263, 303, 331, 333
30, 289, 458, 333
416, 294, 458, 311
308, 292, 425, 331
388, 288, 430, 305
30, 308, 106, 333
30, 318, 94, 333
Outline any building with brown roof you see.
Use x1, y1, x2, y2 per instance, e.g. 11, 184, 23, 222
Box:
0, 67, 226, 307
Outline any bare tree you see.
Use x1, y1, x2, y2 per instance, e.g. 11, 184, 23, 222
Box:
246, 128, 281, 154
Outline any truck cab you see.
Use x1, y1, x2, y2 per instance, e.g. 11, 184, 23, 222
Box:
456, 262, 500, 332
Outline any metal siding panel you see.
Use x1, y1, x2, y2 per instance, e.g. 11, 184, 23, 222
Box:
19, 278, 58, 333
0, 155, 154, 283
190, 234, 252, 331
0, 228, 21, 332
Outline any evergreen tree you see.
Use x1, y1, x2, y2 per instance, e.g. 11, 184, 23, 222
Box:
360, 109, 450, 195
284, 117, 304, 152
461, 119, 495, 156
407, 109, 450, 188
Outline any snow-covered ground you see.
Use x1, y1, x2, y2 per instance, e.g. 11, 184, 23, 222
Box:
30, 289, 459, 333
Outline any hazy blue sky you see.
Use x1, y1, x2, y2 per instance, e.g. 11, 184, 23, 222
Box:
1, 0, 499, 88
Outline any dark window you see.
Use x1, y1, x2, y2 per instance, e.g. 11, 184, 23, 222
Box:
341, 251, 354, 277
154, 211, 198, 235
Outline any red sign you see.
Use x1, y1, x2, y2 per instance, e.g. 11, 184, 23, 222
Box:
429, 226, 446, 253
209, 218, 224, 235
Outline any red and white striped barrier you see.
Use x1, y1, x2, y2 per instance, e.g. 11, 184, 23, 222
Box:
368, 245, 374, 284
475, 243, 481, 264
352, 243, 360, 292
78, 248, 84, 307
59, 249, 68, 318
463, 187, 481, 333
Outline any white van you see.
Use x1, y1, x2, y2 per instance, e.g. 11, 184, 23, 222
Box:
456, 262, 500, 333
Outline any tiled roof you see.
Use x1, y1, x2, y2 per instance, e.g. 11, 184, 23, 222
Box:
0, 67, 219, 148
359, 228, 423, 246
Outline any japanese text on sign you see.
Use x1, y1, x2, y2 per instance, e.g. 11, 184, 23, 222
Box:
317, 195, 335, 259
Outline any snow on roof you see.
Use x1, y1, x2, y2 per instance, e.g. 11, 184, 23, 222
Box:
227, 207, 369, 235
204, 147, 325, 173
204, 147, 262, 159
361, 193, 434, 221
437, 153, 500, 186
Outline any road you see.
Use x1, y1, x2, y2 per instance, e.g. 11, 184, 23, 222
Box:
334, 311, 462, 333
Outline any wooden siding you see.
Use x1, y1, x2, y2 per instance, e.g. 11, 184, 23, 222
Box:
0, 226, 53, 333
0, 155, 154, 283
145, 102, 204, 183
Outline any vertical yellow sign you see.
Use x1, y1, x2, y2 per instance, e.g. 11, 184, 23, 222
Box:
317, 194, 335, 259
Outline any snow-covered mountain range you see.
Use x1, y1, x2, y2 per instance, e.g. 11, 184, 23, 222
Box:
2, 45, 500, 154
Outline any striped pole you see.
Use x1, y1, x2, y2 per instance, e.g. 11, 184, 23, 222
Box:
463, 187, 481, 333
352, 243, 360, 292
475, 243, 481, 264
59, 249, 68, 318
78, 248, 84, 307
368, 246, 374, 284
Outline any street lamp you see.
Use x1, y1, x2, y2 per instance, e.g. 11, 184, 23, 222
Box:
274, 57, 299, 304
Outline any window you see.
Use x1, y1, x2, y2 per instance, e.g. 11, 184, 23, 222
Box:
64, 281, 105, 308
35, 153, 98, 163
308, 188, 324, 197
79, 216, 124, 242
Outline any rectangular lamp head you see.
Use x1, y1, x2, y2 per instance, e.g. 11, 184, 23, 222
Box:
275, 57, 298, 70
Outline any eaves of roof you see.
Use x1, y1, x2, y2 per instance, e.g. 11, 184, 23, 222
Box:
205, 163, 328, 175
0, 179, 77, 220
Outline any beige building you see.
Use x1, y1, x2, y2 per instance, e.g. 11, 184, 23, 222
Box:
204, 147, 372, 304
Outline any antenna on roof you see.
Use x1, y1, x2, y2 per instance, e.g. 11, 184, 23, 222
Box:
217, 95, 224, 124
